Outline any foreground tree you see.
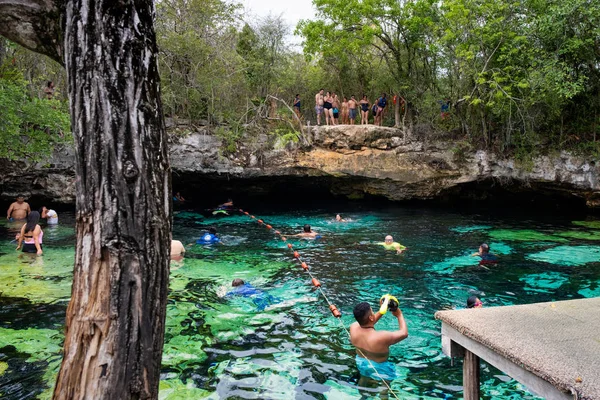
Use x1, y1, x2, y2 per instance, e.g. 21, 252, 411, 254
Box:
0, 0, 172, 398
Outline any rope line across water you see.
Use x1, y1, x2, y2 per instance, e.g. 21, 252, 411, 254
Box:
237, 209, 401, 400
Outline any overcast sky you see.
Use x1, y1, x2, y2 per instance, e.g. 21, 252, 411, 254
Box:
242, 0, 317, 45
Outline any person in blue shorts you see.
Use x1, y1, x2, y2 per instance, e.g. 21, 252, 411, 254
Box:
226, 279, 277, 311
349, 300, 408, 381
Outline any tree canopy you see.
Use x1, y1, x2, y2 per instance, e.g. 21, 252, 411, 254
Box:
2, 0, 600, 159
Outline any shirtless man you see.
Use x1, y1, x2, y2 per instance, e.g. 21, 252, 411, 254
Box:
350, 301, 408, 380
348, 95, 358, 125
7, 195, 31, 220
315, 89, 324, 125
341, 97, 349, 125
291, 224, 321, 239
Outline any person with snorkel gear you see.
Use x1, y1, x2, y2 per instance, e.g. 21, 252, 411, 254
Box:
349, 294, 408, 380
379, 235, 406, 254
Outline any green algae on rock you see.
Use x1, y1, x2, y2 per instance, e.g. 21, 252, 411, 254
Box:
449, 225, 492, 233
556, 230, 600, 241
488, 229, 568, 242
572, 221, 600, 229
520, 272, 569, 293
526, 246, 600, 266
0, 327, 62, 363
158, 379, 210, 399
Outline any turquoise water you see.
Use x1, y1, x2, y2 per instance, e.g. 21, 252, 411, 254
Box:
1, 207, 600, 399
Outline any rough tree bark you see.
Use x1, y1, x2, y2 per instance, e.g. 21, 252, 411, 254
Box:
0, 1, 172, 399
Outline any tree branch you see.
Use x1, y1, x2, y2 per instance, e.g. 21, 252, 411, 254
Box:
0, 0, 64, 64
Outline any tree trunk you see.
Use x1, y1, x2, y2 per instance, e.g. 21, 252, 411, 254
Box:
50, 1, 171, 398
394, 93, 401, 127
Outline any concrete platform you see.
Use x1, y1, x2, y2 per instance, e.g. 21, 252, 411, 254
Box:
435, 297, 600, 400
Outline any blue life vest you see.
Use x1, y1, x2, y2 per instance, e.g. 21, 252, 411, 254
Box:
197, 233, 220, 244
378, 97, 387, 108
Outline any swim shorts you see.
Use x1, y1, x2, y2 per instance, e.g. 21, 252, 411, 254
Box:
349, 109, 357, 119
315, 105, 324, 115
355, 355, 398, 380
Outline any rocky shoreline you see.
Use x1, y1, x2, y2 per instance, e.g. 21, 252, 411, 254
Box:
1, 125, 598, 208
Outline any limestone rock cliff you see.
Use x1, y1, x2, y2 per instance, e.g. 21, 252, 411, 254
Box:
1, 125, 599, 208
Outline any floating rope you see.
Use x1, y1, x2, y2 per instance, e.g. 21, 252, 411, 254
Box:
237, 209, 401, 399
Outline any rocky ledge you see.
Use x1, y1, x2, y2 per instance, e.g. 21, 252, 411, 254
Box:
1, 125, 599, 208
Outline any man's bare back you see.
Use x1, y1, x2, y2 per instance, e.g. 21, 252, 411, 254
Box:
349, 302, 408, 363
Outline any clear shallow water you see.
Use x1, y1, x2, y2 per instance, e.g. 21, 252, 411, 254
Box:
1, 207, 600, 399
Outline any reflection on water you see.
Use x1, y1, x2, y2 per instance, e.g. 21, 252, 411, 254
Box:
1, 208, 599, 399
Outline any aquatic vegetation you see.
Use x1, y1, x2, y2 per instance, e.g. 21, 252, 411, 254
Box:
0, 327, 62, 363
158, 379, 210, 399
520, 272, 569, 292
526, 246, 600, 266
488, 229, 567, 242
572, 221, 600, 229
0, 361, 7, 376
489, 242, 512, 255
449, 225, 492, 233
427, 254, 480, 274
556, 231, 600, 241
578, 287, 600, 298
3, 210, 596, 399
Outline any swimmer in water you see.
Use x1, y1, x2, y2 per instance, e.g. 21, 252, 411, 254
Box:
226, 278, 278, 311
472, 243, 498, 264
467, 295, 483, 309
7, 195, 30, 221
170, 239, 186, 260
349, 300, 408, 380
197, 226, 222, 244
290, 224, 321, 239
379, 235, 406, 254
335, 214, 347, 222
219, 198, 234, 208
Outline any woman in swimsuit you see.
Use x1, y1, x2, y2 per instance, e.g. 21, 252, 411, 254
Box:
359, 95, 370, 125
16, 211, 43, 255
323, 92, 333, 125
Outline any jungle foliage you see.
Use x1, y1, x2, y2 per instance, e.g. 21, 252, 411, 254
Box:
1, 0, 599, 158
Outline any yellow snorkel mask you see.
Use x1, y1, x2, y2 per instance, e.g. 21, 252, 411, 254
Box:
378, 294, 399, 314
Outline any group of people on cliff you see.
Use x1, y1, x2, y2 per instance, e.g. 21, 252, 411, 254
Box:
292, 90, 393, 127
6, 195, 58, 255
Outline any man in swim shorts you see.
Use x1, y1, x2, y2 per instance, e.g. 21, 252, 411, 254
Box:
7, 195, 31, 221
315, 89, 324, 125
348, 95, 357, 125
379, 235, 406, 254
350, 301, 408, 380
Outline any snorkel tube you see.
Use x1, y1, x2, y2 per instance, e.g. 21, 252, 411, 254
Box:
379, 294, 399, 314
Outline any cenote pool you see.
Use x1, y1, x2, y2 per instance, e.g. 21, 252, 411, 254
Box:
1, 206, 600, 399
